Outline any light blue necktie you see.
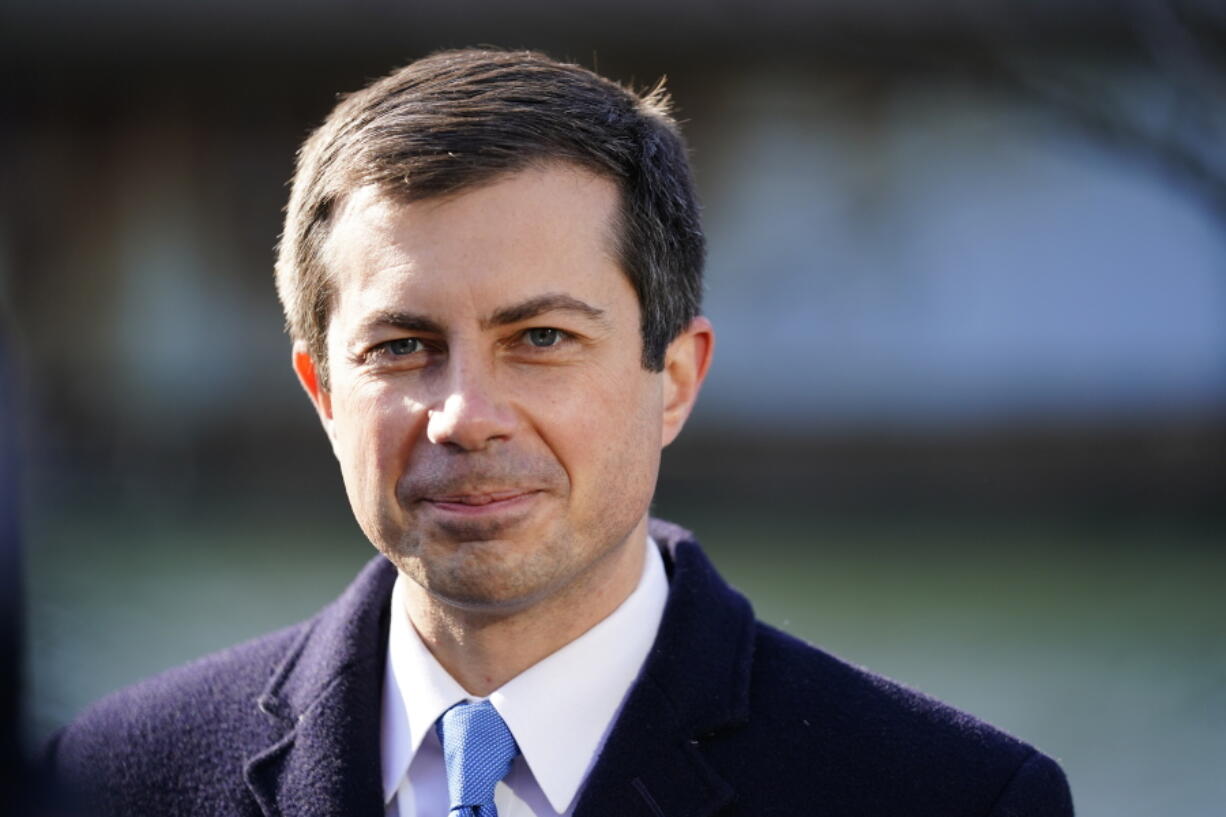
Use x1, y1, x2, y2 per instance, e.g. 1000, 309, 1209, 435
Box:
436, 700, 520, 817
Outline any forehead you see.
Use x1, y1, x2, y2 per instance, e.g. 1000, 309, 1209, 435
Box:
322, 164, 628, 323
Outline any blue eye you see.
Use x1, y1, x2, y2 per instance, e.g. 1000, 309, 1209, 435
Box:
526, 328, 561, 347
385, 338, 421, 355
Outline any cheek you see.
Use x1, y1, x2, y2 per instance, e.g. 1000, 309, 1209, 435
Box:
332, 381, 425, 493
530, 364, 662, 493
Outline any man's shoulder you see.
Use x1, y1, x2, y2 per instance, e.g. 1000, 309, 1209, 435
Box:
49, 620, 309, 811
58, 619, 305, 744
47, 555, 398, 815
740, 620, 1072, 814
750, 618, 1017, 748
54, 556, 394, 739
645, 520, 1071, 815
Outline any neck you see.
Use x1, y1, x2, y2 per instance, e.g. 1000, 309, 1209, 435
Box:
401, 521, 649, 697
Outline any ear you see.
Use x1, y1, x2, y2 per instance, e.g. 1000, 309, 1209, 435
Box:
292, 341, 336, 444
660, 316, 714, 447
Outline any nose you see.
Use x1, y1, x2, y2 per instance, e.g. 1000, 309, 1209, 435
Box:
426, 364, 517, 451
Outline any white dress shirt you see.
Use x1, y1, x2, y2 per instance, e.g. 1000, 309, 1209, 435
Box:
381, 536, 669, 817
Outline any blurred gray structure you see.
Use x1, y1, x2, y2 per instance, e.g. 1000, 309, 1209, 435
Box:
5, 3, 1225, 816
5, 1, 1224, 511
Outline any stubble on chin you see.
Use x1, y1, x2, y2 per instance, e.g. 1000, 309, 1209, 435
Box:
387, 502, 643, 621
388, 522, 577, 614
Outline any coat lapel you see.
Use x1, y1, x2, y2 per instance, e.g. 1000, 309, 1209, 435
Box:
243, 556, 396, 817
573, 520, 757, 817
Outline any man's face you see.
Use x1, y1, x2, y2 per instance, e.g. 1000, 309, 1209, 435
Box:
297, 163, 708, 613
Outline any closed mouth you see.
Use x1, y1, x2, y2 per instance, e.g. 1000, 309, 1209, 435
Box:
422, 490, 540, 508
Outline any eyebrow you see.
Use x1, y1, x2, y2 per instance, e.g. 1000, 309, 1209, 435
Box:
356, 294, 607, 338
482, 293, 608, 329
358, 311, 446, 337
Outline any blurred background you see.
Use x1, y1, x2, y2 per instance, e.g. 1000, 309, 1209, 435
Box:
4, 1, 1225, 814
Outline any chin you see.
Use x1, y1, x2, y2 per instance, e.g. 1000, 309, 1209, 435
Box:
385, 531, 570, 611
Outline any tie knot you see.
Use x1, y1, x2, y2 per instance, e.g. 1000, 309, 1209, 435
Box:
437, 700, 520, 815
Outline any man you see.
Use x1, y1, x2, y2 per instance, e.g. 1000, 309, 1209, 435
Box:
50, 49, 1073, 816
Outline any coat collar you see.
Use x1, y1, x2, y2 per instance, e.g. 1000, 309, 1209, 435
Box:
243, 556, 395, 817
241, 520, 756, 817
571, 519, 756, 817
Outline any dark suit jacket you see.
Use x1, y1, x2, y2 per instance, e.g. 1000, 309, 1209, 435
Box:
50, 519, 1073, 816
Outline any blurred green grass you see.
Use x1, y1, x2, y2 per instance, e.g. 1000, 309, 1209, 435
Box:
23, 501, 1226, 816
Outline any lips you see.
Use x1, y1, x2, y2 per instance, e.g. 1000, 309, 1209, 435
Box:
418, 489, 545, 519
399, 454, 567, 513
426, 490, 532, 506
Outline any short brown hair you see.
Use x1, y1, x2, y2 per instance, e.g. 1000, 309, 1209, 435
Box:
275, 48, 705, 385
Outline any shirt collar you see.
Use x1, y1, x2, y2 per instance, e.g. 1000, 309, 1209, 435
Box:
380, 535, 669, 813
380, 572, 470, 804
